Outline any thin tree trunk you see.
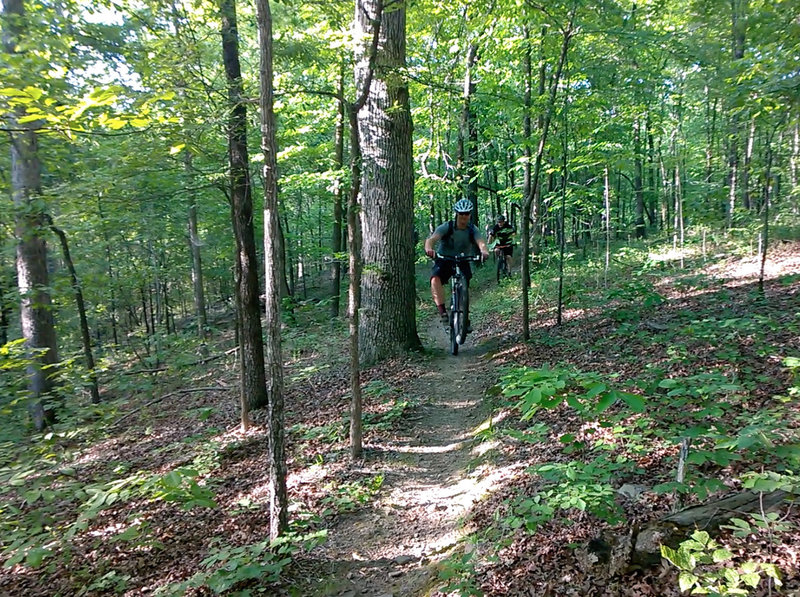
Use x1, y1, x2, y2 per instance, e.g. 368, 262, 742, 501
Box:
603, 166, 611, 287
221, 0, 267, 420
186, 154, 207, 338
557, 96, 569, 326
330, 60, 346, 318
633, 116, 646, 238
791, 122, 798, 197
49, 222, 101, 404
255, 0, 288, 539
522, 24, 532, 261
458, 39, 478, 208
521, 11, 575, 341
726, 0, 748, 229
743, 117, 755, 210
646, 112, 658, 228
759, 125, 778, 295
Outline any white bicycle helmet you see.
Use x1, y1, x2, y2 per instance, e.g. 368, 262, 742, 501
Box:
453, 199, 473, 214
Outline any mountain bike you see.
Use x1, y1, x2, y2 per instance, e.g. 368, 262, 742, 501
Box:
495, 244, 512, 283
435, 253, 481, 355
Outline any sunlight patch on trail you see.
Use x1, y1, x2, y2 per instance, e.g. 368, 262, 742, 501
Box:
380, 440, 472, 454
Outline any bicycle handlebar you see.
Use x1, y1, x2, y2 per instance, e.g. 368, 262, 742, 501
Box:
433, 252, 484, 262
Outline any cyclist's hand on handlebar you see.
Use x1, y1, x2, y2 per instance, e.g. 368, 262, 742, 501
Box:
481, 250, 490, 262
426, 248, 435, 258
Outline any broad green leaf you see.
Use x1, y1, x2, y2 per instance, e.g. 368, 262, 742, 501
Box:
741, 572, 761, 587
678, 571, 699, 592
595, 391, 616, 412
25, 547, 51, 568
723, 567, 740, 584
618, 392, 645, 412
711, 548, 732, 563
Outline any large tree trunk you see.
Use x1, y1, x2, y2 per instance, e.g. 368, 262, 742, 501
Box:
255, 0, 288, 540
356, 0, 421, 364
347, 0, 384, 459
3, 0, 60, 431
220, 0, 267, 417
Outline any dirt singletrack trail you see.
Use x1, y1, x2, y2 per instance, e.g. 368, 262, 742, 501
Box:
309, 314, 506, 597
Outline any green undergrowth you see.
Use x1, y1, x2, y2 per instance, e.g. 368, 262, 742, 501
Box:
438, 235, 800, 595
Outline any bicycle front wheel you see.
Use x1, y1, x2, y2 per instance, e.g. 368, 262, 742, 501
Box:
450, 282, 462, 354
450, 311, 459, 355
458, 284, 469, 344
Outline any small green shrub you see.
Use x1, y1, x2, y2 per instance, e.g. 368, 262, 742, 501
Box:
438, 549, 483, 597
661, 530, 782, 596
500, 365, 645, 421
320, 474, 383, 517
157, 530, 327, 596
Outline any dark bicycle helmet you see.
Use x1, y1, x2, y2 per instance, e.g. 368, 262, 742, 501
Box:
497, 214, 506, 222
453, 199, 473, 214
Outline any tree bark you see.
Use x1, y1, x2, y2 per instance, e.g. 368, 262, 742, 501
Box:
255, 0, 288, 540
3, 0, 60, 431
356, 0, 421, 364
220, 0, 267, 418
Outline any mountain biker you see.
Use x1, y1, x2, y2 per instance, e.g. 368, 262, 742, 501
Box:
424, 199, 490, 331
488, 214, 516, 274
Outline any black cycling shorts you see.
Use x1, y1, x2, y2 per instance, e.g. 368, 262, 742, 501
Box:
431, 259, 472, 284
496, 245, 513, 257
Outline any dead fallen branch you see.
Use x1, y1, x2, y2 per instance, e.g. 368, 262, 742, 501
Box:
577, 489, 795, 577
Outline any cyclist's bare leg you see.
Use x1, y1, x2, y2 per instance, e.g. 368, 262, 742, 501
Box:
431, 276, 449, 329
430, 276, 445, 308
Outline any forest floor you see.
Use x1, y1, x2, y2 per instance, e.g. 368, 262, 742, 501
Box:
296, 310, 509, 597
2, 240, 800, 597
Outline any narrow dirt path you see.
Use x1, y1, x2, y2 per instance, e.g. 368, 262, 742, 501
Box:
308, 316, 503, 597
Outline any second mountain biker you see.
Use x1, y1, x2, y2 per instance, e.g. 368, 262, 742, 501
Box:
424, 199, 490, 332
488, 214, 516, 277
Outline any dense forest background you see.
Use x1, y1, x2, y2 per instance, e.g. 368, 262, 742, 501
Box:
2, 0, 798, 361
2, 0, 800, 595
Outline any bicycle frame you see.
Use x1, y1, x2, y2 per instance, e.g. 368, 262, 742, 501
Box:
435, 253, 480, 355
494, 244, 511, 283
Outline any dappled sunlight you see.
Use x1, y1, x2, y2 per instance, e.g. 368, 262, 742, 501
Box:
373, 438, 472, 454
471, 410, 510, 436
376, 460, 526, 559
287, 463, 329, 489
